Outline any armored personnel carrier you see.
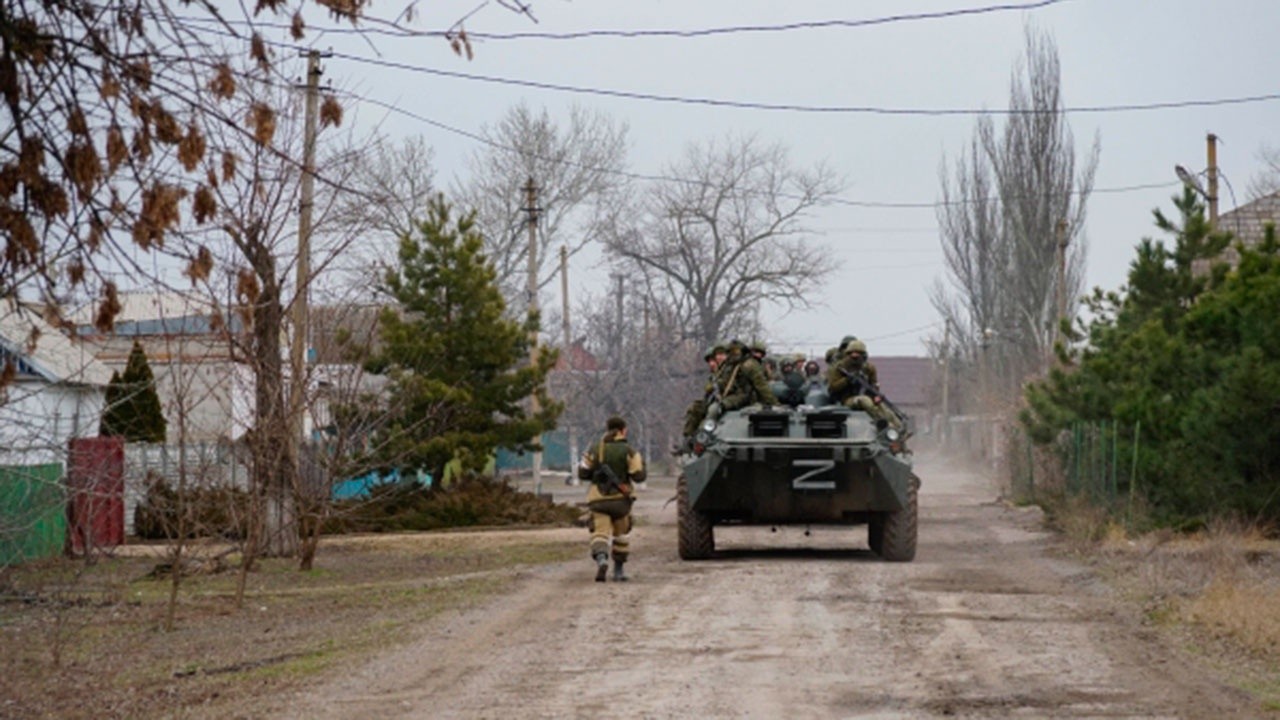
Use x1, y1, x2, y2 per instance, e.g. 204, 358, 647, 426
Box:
677, 383, 919, 561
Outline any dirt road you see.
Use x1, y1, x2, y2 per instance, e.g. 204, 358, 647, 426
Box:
277, 450, 1253, 719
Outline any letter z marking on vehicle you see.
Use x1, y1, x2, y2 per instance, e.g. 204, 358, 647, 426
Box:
792, 459, 836, 490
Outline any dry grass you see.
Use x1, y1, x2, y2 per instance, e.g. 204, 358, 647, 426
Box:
0, 528, 580, 719
1071, 515, 1280, 711
1186, 576, 1280, 657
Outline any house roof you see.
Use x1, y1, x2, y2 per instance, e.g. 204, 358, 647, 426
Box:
0, 301, 112, 386
554, 341, 602, 372
873, 356, 934, 407
68, 290, 217, 327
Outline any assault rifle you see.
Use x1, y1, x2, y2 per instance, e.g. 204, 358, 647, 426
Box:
839, 368, 907, 423
592, 458, 630, 497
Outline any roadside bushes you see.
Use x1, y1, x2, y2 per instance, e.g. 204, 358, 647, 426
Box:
322, 475, 581, 534
133, 475, 251, 540
1022, 191, 1280, 531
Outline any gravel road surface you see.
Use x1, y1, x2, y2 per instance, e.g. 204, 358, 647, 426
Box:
278, 449, 1252, 719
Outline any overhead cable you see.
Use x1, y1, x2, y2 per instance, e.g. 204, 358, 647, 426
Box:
179, 0, 1066, 41
322, 48, 1280, 117
338, 88, 1180, 210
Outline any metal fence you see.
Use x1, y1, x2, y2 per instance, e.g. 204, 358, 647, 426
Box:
1007, 420, 1143, 520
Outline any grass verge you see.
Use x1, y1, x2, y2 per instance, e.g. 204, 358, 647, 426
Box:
1049, 502, 1280, 714
0, 529, 580, 719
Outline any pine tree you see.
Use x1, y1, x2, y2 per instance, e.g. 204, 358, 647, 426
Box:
100, 341, 167, 443
1021, 191, 1280, 524
370, 194, 560, 482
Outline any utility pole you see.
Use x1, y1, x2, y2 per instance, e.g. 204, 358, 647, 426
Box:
522, 177, 542, 495
940, 321, 950, 446
560, 244, 578, 484
1206, 133, 1220, 228
290, 49, 322, 450
560, 245, 571, 354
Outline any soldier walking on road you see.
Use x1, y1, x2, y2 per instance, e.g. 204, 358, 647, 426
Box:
577, 416, 646, 582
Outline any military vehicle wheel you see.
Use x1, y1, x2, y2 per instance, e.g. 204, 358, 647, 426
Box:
876, 474, 919, 562
677, 473, 714, 560
867, 515, 885, 556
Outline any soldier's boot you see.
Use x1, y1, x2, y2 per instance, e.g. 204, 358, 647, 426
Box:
611, 558, 628, 582
593, 552, 609, 582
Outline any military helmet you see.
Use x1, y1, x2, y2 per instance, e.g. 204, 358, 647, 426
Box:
824, 347, 837, 363
749, 340, 767, 355
703, 345, 718, 360
845, 338, 868, 356
839, 334, 858, 350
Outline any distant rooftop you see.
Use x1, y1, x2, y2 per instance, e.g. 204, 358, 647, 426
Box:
1218, 191, 1280, 266
873, 356, 935, 408
0, 301, 112, 386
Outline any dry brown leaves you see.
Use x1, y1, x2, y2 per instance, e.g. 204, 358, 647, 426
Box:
64, 141, 102, 200
94, 281, 122, 333
222, 151, 238, 183
184, 245, 215, 284
192, 184, 217, 224
319, 95, 343, 129
133, 182, 184, 249
209, 63, 236, 100
249, 103, 276, 146
67, 257, 86, 286
153, 107, 182, 144
250, 33, 270, 72
100, 68, 120, 100
448, 29, 474, 61
1, 208, 38, 265
177, 122, 206, 171
237, 268, 261, 305
106, 124, 128, 172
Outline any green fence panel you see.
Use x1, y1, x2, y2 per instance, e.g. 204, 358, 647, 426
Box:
0, 463, 66, 564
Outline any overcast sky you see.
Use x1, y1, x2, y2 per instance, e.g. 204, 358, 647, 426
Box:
290, 0, 1280, 357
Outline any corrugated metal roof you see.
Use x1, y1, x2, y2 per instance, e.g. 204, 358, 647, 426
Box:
0, 300, 113, 386
68, 290, 216, 326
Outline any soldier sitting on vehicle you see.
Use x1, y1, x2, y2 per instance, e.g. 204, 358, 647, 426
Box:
826, 339, 901, 429
707, 340, 777, 419
681, 343, 728, 444
775, 355, 809, 407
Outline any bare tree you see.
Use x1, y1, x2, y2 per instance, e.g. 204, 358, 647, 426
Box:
605, 135, 841, 349
557, 289, 697, 470
177, 66, 366, 570
1247, 143, 1280, 201
933, 26, 1098, 398
454, 102, 629, 310
324, 135, 437, 296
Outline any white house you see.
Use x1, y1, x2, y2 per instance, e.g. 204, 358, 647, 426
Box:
0, 302, 112, 467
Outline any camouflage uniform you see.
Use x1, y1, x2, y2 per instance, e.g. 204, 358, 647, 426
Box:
838, 336, 878, 385
720, 343, 778, 410
826, 340, 899, 429
577, 418, 646, 582
682, 344, 727, 438
777, 355, 808, 406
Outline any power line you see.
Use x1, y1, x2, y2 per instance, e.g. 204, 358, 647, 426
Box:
320, 48, 1280, 117
186, 1, 1066, 42
464, 0, 1069, 40
186, 0, 1067, 41
218, 25, 1280, 120
337, 88, 1181, 212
